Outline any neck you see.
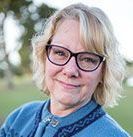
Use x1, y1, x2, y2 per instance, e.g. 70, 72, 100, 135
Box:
49, 99, 90, 117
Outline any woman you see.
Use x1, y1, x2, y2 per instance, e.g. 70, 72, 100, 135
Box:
0, 3, 131, 137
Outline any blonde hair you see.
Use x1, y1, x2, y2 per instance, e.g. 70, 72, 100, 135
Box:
32, 3, 125, 107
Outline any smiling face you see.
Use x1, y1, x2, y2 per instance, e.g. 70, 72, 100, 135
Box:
45, 19, 103, 115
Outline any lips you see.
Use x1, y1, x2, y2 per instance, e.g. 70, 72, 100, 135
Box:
56, 79, 80, 89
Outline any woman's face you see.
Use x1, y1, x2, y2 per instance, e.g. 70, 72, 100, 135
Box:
45, 19, 103, 112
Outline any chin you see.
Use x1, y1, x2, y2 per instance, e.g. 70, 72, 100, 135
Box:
57, 96, 81, 107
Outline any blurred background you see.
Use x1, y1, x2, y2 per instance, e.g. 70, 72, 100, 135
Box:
0, 0, 133, 135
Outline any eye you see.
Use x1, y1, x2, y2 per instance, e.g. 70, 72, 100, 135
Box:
78, 53, 100, 65
52, 49, 66, 56
82, 57, 98, 63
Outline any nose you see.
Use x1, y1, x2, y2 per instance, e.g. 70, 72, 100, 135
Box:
62, 57, 79, 78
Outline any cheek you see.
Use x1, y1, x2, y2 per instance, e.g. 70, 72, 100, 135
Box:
83, 70, 102, 88
45, 60, 55, 81
45, 59, 61, 87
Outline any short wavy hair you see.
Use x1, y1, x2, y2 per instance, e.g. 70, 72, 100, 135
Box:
32, 3, 125, 107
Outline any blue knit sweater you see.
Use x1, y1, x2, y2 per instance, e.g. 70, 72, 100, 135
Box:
0, 100, 130, 137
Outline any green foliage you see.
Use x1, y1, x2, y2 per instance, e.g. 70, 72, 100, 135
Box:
0, 0, 56, 74
0, 68, 4, 77
11, 65, 23, 76
0, 63, 23, 78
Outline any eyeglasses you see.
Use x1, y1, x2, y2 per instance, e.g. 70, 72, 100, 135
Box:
45, 45, 105, 72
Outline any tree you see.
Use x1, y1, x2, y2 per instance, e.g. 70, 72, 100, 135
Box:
0, 0, 56, 88
0, 11, 14, 88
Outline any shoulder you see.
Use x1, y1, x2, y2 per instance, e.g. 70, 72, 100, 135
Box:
6, 101, 45, 124
77, 109, 131, 137
94, 113, 131, 137
0, 100, 46, 136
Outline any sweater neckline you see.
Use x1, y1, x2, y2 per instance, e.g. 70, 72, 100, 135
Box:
41, 99, 99, 127
28, 99, 105, 137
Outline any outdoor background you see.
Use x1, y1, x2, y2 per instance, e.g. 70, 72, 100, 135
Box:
0, 0, 133, 136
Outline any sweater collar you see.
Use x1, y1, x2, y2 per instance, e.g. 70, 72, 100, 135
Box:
41, 99, 99, 128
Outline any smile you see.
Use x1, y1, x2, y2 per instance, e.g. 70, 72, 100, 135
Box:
56, 80, 80, 89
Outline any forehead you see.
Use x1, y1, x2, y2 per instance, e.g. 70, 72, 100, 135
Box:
51, 19, 85, 52
52, 19, 80, 42
51, 18, 105, 55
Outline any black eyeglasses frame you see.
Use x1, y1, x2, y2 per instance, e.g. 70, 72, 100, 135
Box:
45, 44, 105, 72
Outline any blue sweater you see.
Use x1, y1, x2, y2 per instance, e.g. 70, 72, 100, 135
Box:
0, 100, 130, 137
